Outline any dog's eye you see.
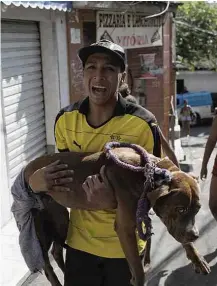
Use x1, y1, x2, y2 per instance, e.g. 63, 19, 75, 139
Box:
176, 207, 188, 214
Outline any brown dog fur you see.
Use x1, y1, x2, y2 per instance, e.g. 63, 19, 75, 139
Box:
24, 147, 211, 286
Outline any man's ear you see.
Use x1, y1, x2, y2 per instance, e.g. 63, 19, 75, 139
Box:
120, 72, 126, 85
147, 185, 171, 207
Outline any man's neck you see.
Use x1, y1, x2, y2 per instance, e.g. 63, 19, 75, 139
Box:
87, 97, 118, 127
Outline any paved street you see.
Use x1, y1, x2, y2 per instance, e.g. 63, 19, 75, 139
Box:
22, 125, 217, 286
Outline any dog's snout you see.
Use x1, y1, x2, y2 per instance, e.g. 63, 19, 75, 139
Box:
186, 226, 199, 242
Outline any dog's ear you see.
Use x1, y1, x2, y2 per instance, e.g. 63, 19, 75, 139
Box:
188, 172, 199, 183
156, 157, 179, 172
147, 185, 171, 207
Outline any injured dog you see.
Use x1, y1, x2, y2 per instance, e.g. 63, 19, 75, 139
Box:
23, 142, 211, 286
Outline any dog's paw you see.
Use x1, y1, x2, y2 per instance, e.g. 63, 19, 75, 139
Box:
143, 262, 151, 274
130, 273, 145, 286
193, 256, 211, 275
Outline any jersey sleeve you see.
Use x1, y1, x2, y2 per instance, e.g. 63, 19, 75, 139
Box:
54, 111, 69, 152
142, 122, 161, 157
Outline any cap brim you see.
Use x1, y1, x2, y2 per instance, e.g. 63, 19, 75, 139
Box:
78, 45, 125, 72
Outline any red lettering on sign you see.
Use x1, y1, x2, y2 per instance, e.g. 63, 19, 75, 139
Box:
116, 35, 150, 47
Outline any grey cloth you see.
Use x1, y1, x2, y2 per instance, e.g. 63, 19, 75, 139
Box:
11, 169, 45, 273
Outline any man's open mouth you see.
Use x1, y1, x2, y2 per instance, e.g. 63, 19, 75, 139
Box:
92, 85, 107, 93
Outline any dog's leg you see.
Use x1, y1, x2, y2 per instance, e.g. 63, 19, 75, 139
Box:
101, 165, 145, 286
34, 213, 62, 286
115, 202, 144, 286
51, 242, 65, 273
183, 243, 211, 274
43, 252, 62, 286
143, 237, 151, 273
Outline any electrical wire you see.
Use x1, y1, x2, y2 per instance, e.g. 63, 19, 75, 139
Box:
143, 1, 170, 19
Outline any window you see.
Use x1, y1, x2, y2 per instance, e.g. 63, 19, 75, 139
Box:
177, 79, 184, 94
83, 22, 96, 47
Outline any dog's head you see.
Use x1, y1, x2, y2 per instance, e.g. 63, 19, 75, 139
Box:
147, 171, 201, 244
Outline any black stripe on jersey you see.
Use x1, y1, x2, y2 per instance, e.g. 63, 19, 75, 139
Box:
58, 148, 70, 152
151, 124, 161, 157
54, 101, 82, 126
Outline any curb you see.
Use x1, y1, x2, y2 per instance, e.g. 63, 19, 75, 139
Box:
17, 271, 38, 286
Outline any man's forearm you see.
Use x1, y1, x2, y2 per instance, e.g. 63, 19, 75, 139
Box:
47, 190, 101, 210
159, 129, 180, 168
202, 139, 216, 167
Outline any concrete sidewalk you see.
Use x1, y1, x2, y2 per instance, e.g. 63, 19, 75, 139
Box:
1, 219, 29, 286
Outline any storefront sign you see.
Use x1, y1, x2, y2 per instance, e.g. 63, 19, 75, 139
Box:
140, 53, 163, 79
96, 11, 162, 49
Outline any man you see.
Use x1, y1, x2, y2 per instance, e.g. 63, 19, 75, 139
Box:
180, 99, 195, 137
29, 39, 162, 286
200, 115, 217, 222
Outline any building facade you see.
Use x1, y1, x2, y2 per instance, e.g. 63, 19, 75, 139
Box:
66, 1, 178, 137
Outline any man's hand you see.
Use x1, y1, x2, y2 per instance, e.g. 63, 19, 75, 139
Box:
200, 165, 208, 180
29, 160, 74, 193
82, 174, 117, 209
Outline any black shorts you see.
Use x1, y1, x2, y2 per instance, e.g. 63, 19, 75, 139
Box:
64, 246, 132, 286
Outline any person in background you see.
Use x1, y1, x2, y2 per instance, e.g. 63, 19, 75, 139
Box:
180, 99, 195, 137
183, 86, 189, 94
200, 115, 217, 222
119, 82, 139, 104
28, 39, 162, 286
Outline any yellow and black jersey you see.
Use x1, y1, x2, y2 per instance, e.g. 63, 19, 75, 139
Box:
54, 95, 161, 258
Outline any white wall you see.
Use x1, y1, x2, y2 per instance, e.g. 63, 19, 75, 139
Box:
40, 11, 70, 149
0, 90, 11, 227
176, 71, 217, 93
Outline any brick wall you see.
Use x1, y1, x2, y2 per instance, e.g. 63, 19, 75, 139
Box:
66, 11, 85, 103
163, 12, 173, 138
127, 46, 164, 128
66, 10, 96, 103
127, 12, 174, 138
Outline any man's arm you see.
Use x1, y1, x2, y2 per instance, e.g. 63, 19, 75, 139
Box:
28, 164, 117, 210
158, 128, 180, 168
26, 109, 114, 210
47, 189, 116, 210
201, 116, 217, 168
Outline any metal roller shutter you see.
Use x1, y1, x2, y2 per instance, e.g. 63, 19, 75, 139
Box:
1, 20, 47, 185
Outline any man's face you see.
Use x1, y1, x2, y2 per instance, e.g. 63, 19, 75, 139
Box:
83, 53, 125, 105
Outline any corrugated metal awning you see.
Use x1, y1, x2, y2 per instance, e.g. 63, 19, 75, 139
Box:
1, 1, 72, 11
